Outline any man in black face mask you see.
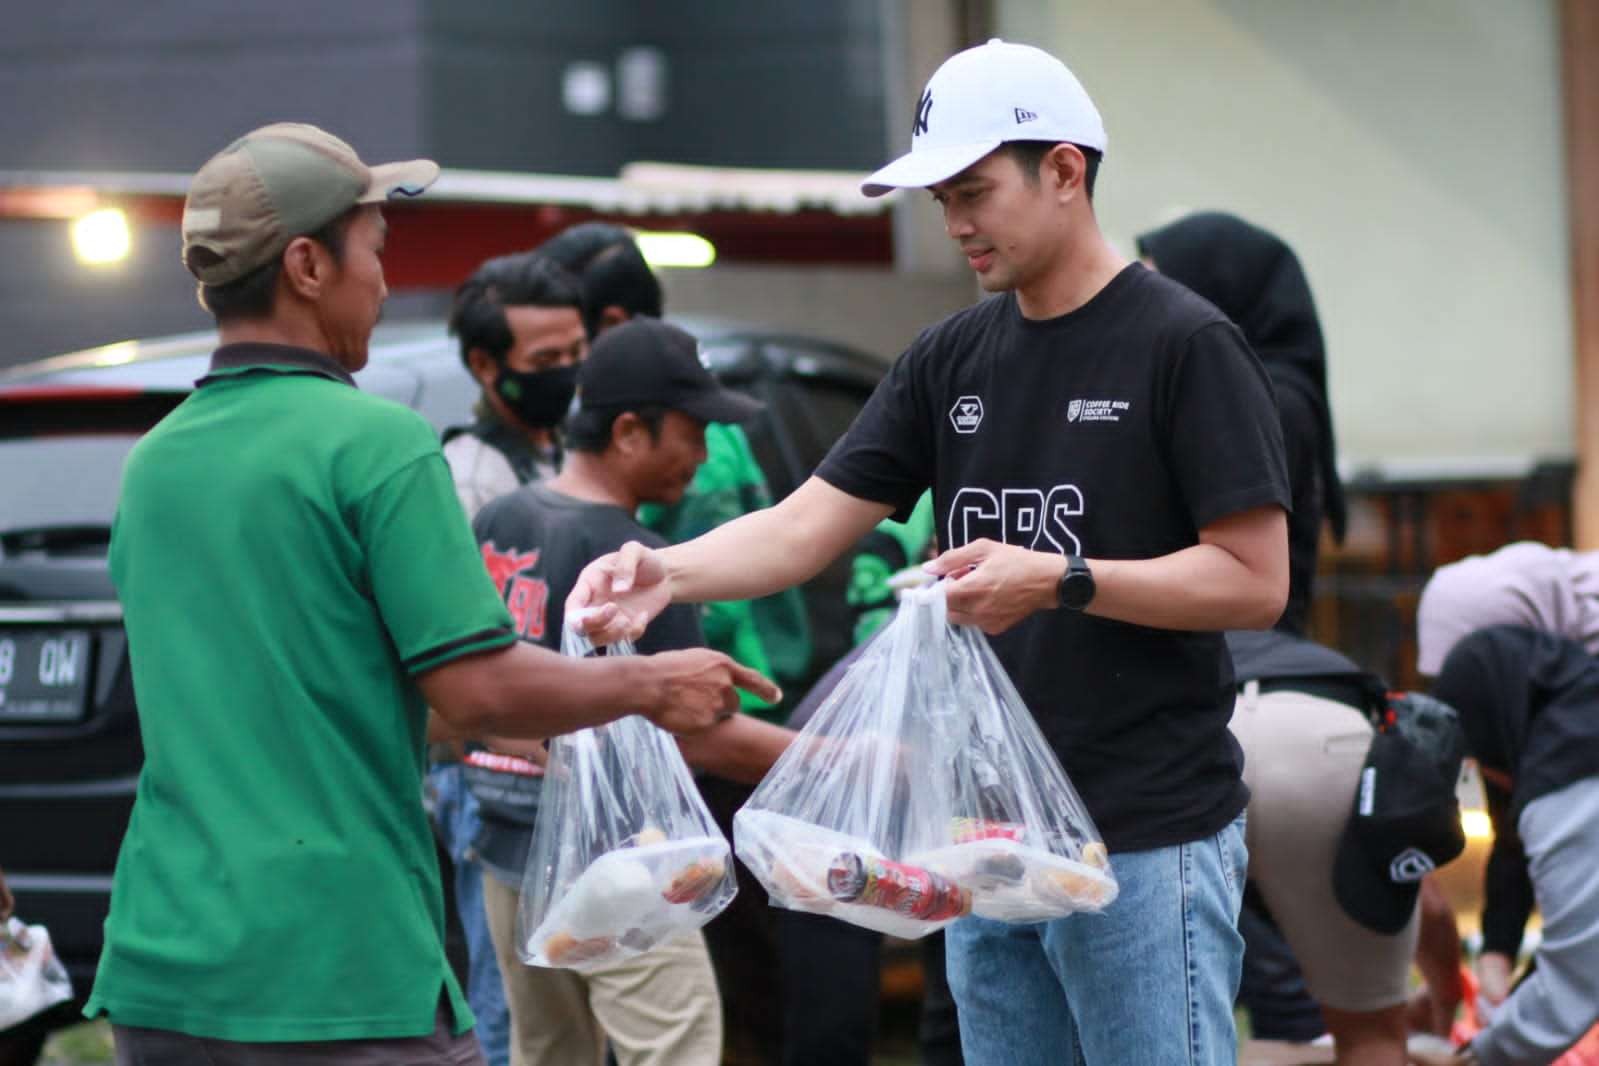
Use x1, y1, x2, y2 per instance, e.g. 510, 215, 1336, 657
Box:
436, 251, 589, 1066
444, 254, 589, 517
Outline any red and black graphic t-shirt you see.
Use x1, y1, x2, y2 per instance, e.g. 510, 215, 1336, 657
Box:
815, 264, 1290, 852
465, 483, 704, 884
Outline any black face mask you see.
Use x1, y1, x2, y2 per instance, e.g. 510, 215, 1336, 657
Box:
495, 363, 579, 428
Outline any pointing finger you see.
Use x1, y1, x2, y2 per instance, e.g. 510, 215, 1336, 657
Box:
727, 660, 782, 705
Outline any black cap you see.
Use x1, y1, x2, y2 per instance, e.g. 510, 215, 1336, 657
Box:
1333, 693, 1467, 935
578, 317, 763, 425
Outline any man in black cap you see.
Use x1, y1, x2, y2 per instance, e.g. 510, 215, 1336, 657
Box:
468, 317, 798, 1066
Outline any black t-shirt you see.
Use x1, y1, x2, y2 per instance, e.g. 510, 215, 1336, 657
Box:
814, 264, 1290, 852
465, 482, 704, 884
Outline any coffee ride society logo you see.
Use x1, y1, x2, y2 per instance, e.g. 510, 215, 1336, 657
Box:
1067, 398, 1130, 424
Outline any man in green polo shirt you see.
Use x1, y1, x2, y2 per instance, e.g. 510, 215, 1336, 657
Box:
87, 123, 776, 1065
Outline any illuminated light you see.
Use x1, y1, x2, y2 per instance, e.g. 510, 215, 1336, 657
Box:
71, 208, 132, 266
92, 341, 140, 367
636, 231, 716, 269
1462, 808, 1494, 841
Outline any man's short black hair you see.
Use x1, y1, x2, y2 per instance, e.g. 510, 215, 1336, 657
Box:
562, 404, 668, 453
537, 222, 663, 338
448, 254, 585, 369
197, 208, 357, 321
1002, 141, 1102, 201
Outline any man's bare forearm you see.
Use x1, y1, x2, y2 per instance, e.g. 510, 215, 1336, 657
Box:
929, 505, 1286, 635
421, 642, 659, 739
1087, 543, 1286, 631
661, 477, 891, 604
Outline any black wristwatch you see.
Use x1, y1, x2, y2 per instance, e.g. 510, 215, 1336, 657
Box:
1056, 555, 1095, 610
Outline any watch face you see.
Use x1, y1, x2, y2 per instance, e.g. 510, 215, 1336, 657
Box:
1059, 567, 1094, 610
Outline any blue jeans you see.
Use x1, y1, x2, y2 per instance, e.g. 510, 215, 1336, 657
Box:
946, 814, 1248, 1066
429, 764, 510, 1066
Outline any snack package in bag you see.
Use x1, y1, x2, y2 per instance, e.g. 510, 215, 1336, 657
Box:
735, 582, 1115, 938
1, 917, 74, 1031
516, 625, 737, 970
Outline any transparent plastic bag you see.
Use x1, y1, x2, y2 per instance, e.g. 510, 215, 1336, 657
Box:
0, 917, 73, 1031
735, 582, 1116, 938
515, 625, 737, 970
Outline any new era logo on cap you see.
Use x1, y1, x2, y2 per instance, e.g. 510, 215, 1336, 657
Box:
1014, 108, 1038, 124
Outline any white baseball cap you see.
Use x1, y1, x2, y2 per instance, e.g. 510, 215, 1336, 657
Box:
862, 39, 1106, 198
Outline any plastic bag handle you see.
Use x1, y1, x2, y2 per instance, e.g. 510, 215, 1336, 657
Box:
874, 578, 949, 742
562, 614, 637, 659
898, 578, 949, 629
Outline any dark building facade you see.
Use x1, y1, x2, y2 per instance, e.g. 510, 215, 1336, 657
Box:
0, 0, 890, 365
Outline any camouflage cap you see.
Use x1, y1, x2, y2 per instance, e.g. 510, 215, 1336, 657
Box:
181, 122, 438, 286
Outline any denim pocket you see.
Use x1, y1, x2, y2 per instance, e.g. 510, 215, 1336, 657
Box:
1213, 814, 1249, 898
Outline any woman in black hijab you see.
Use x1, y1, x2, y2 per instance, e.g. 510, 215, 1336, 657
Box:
1141, 214, 1466, 1062
1420, 626, 1599, 1065
1138, 212, 1345, 636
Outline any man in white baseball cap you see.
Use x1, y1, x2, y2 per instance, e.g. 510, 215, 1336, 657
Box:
861, 37, 1105, 197
567, 41, 1290, 1066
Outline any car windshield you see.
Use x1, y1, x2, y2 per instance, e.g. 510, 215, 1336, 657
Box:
0, 436, 138, 534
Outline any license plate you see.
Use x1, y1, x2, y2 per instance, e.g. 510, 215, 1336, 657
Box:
0, 629, 92, 722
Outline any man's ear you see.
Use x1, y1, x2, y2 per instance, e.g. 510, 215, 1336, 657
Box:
466, 348, 500, 391
280, 236, 328, 301
610, 411, 649, 456
1046, 143, 1088, 201
597, 305, 632, 334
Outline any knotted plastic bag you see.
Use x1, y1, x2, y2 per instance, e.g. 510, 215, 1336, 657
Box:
734, 581, 1115, 939
0, 917, 73, 1031
516, 625, 737, 970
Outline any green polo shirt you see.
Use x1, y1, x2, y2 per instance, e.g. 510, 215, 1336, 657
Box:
86, 343, 516, 1041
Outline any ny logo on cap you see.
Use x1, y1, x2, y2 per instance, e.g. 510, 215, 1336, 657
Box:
1014, 108, 1038, 124
1388, 847, 1436, 884
914, 90, 933, 137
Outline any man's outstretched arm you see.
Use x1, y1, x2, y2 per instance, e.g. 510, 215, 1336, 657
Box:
570, 476, 894, 642
421, 641, 780, 740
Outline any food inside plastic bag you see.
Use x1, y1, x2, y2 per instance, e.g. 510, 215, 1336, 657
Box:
911, 828, 1114, 922
1, 917, 74, 1031
517, 626, 737, 970
735, 582, 1116, 936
